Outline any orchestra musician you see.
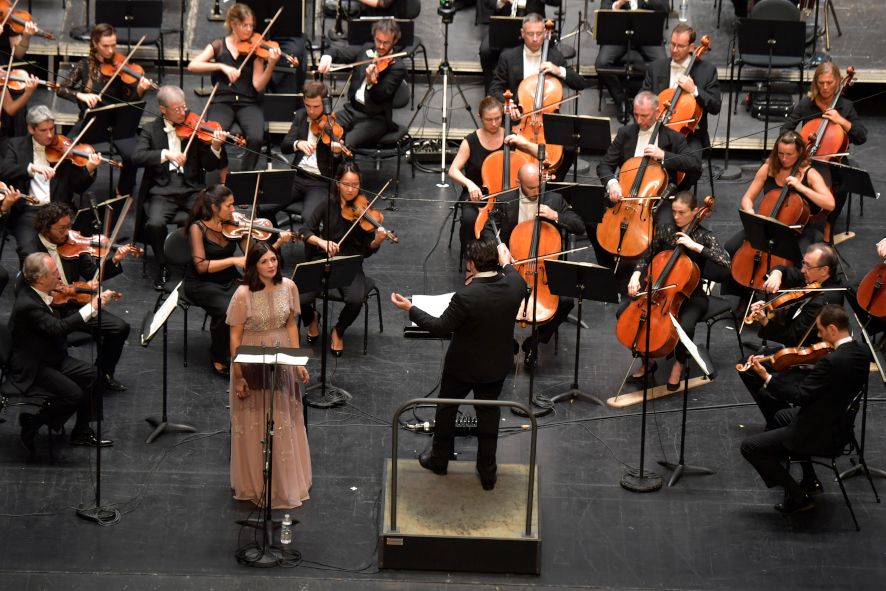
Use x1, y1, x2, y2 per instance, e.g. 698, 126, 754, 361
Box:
0, 69, 39, 153
55, 23, 153, 198
740, 304, 870, 515
595, 0, 669, 123
495, 162, 585, 367
298, 161, 390, 357
316, 19, 407, 150
0, 105, 100, 262
0, 17, 39, 60
448, 95, 539, 258
10, 252, 117, 454
478, 0, 548, 93
390, 238, 528, 491
640, 23, 721, 190
131, 85, 228, 290
622, 191, 730, 389
188, 2, 280, 172
20, 203, 133, 392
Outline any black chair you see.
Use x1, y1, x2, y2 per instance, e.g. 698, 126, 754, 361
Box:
162, 228, 207, 368
262, 93, 304, 167
323, 277, 383, 356
95, 0, 177, 82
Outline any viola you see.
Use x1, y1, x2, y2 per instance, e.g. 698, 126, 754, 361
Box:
44, 135, 123, 169
735, 341, 834, 373
50, 283, 122, 307
743, 282, 822, 325
223, 211, 304, 242
175, 111, 247, 147
341, 194, 398, 243
99, 54, 159, 90
856, 262, 886, 319
0, 68, 58, 91
56, 230, 143, 260
657, 36, 710, 136
0, 2, 54, 39
309, 113, 353, 157
616, 196, 714, 358
236, 33, 299, 67
0, 180, 39, 205
800, 66, 855, 161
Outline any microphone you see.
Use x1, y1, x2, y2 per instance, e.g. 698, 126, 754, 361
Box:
86, 191, 102, 231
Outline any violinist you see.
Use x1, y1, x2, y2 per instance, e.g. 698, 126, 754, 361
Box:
478, 0, 549, 92
0, 68, 39, 152
640, 23, 721, 190
495, 162, 584, 367
188, 2, 281, 172
0, 105, 99, 261
316, 19, 407, 149
448, 95, 539, 257
621, 191, 729, 389
20, 203, 132, 392
0, 13, 39, 60
299, 162, 389, 357
131, 85, 228, 290
740, 304, 869, 515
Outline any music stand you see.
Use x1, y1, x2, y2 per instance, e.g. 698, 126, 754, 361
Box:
140, 282, 197, 443
810, 159, 879, 242
292, 255, 362, 408
546, 260, 617, 407
543, 114, 611, 182
226, 169, 299, 216
81, 101, 145, 198
489, 16, 523, 49
736, 210, 802, 291
252, 0, 304, 37
594, 10, 665, 123
656, 314, 716, 487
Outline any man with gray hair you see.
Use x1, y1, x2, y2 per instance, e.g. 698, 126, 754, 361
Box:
0, 105, 100, 261
131, 85, 228, 289
9, 253, 117, 456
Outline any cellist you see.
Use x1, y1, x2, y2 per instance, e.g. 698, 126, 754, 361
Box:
640, 23, 721, 191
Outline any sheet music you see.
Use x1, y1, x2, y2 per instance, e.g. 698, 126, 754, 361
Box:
410, 293, 455, 325
142, 282, 181, 345
233, 352, 309, 366
669, 313, 711, 377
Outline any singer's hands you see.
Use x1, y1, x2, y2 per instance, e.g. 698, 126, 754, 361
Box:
296, 366, 309, 384
233, 376, 250, 399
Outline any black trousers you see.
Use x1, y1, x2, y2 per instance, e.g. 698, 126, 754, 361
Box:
478, 35, 501, 93
740, 407, 817, 499
739, 363, 807, 428
7, 202, 39, 264
208, 102, 265, 172
113, 136, 139, 197
262, 170, 330, 222
595, 43, 667, 105
299, 263, 367, 335
66, 308, 131, 378
185, 278, 238, 364
0, 264, 8, 298
31, 355, 97, 432
522, 296, 574, 348
430, 374, 505, 482
679, 133, 705, 192
336, 103, 389, 149
145, 187, 198, 267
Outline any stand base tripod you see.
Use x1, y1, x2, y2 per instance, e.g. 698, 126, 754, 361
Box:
657, 460, 716, 487
145, 416, 197, 444
510, 401, 553, 418
76, 504, 119, 524
551, 385, 605, 406
620, 466, 663, 492
840, 462, 886, 481
304, 382, 352, 408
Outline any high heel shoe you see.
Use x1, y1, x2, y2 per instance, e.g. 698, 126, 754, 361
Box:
330, 327, 344, 357
305, 310, 321, 344
628, 360, 658, 383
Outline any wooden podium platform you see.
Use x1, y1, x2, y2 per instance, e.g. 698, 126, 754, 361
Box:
378, 459, 541, 574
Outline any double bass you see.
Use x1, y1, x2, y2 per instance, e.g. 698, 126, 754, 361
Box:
800, 66, 855, 161
615, 196, 714, 358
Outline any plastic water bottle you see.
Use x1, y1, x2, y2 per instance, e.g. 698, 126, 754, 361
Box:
679, 0, 688, 22
280, 514, 292, 545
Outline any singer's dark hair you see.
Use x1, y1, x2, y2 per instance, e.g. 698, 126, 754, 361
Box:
35, 202, 75, 234
243, 241, 283, 291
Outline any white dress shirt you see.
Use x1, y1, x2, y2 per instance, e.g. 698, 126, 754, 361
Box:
27, 138, 51, 205
31, 285, 95, 322
38, 234, 69, 286
669, 55, 699, 97
523, 47, 566, 81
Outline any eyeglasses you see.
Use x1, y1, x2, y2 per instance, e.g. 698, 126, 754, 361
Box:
801, 261, 824, 270
165, 105, 187, 114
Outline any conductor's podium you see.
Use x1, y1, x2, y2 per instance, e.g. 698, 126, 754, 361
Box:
378, 398, 542, 574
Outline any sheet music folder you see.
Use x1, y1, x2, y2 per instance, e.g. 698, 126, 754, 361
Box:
403, 293, 455, 339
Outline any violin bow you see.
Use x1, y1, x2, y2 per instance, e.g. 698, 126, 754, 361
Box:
50, 116, 96, 172
0, 50, 14, 130
325, 51, 408, 73
0, 0, 20, 30
92, 196, 133, 283
234, 6, 284, 77
511, 245, 589, 266
242, 174, 262, 258
95, 35, 147, 100
338, 179, 392, 246
179, 83, 219, 164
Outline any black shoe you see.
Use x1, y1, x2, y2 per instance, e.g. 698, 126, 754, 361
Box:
616, 101, 629, 124
666, 380, 681, 391
101, 373, 127, 392
19, 413, 38, 457
153, 266, 168, 291
305, 311, 321, 344
800, 478, 824, 496
330, 328, 344, 358
628, 360, 658, 383
418, 451, 447, 475
477, 469, 497, 491
774, 494, 815, 515
70, 429, 113, 447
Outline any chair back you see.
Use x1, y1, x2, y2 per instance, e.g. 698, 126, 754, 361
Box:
0, 323, 12, 368
164, 228, 193, 269
263, 94, 304, 122
392, 80, 409, 110
348, 18, 415, 48
96, 0, 164, 29
831, 385, 867, 456
750, 0, 801, 20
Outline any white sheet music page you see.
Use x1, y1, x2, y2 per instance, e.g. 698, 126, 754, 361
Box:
410, 293, 455, 325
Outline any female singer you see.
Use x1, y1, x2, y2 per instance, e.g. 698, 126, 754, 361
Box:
448, 96, 538, 257
227, 241, 311, 509
185, 184, 293, 376
187, 2, 280, 172
299, 161, 388, 356
624, 191, 730, 389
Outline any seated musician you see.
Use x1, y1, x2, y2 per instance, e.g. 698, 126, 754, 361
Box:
0, 18, 38, 60
640, 23, 720, 190
479, 0, 548, 93
0, 70, 39, 153
740, 304, 869, 515
56, 23, 153, 198
189, 3, 281, 173
10, 253, 117, 453
495, 162, 585, 368
299, 162, 390, 357
595, 0, 669, 123
448, 95, 539, 259
316, 19, 407, 150
20, 203, 133, 392
0, 105, 100, 262
131, 85, 228, 290
354, 0, 410, 17
724, 131, 834, 263
621, 191, 730, 389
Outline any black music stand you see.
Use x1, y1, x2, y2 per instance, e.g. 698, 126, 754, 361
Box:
546, 260, 617, 407
737, 210, 802, 291
226, 169, 299, 216
252, 0, 304, 37
594, 10, 665, 123
810, 159, 879, 242
489, 16, 523, 49
657, 314, 716, 487
140, 281, 197, 443
292, 255, 362, 408
543, 114, 611, 182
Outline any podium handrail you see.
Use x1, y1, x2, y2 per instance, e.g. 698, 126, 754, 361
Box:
388, 398, 538, 537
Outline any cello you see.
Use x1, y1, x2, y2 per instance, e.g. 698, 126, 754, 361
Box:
856, 262, 886, 320
615, 196, 714, 358
656, 36, 711, 137
800, 66, 855, 161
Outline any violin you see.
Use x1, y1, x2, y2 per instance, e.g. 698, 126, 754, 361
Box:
366, 53, 396, 86
735, 341, 834, 373
222, 211, 304, 242
175, 111, 247, 147
616, 196, 714, 358
56, 230, 143, 260
341, 194, 399, 243
50, 283, 122, 307
800, 66, 856, 161
99, 54, 159, 90
657, 36, 710, 136
309, 113, 353, 157
0, 68, 58, 91
236, 33, 299, 67
515, 20, 563, 172
743, 282, 823, 325
0, 2, 54, 39
856, 262, 886, 319
0, 180, 39, 205
45, 134, 123, 169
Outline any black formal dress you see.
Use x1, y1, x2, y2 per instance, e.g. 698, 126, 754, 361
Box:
409, 264, 528, 482
456, 131, 502, 252
273, 108, 337, 220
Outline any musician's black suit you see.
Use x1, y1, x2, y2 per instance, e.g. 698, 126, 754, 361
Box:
596, 122, 701, 186
488, 44, 585, 109
273, 108, 337, 220
408, 264, 527, 482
